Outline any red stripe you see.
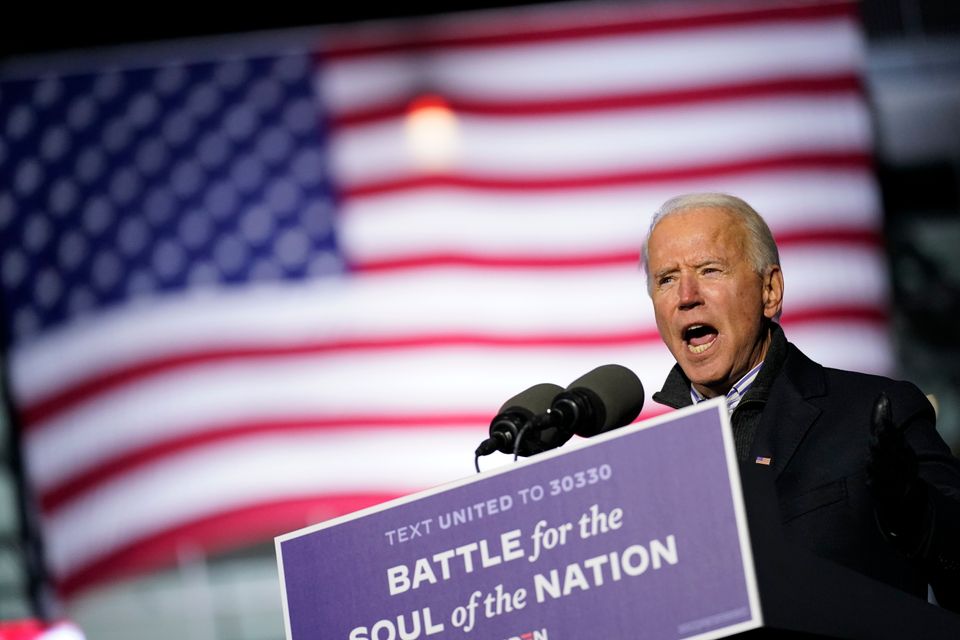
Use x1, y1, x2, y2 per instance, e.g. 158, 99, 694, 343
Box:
57, 493, 404, 598
639, 404, 672, 420
322, 1, 856, 59
776, 227, 881, 247
39, 415, 487, 513
351, 250, 642, 272
332, 74, 864, 128
352, 228, 882, 273
782, 305, 887, 325
341, 152, 872, 198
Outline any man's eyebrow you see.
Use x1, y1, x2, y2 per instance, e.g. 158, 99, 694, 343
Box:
653, 265, 678, 280
694, 258, 725, 268
654, 257, 724, 277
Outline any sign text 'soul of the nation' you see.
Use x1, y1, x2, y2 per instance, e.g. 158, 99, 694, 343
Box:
348, 499, 680, 640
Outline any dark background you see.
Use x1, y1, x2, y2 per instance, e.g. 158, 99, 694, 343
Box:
0, 1, 957, 55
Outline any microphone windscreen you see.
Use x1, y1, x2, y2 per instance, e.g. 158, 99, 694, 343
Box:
498, 382, 565, 416
566, 364, 644, 435
489, 382, 566, 456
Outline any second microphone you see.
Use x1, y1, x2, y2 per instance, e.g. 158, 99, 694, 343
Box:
476, 364, 645, 458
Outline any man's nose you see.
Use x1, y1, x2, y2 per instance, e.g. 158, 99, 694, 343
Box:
677, 273, 702, 310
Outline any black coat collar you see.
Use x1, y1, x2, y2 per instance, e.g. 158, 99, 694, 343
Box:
653, 323, 826, 477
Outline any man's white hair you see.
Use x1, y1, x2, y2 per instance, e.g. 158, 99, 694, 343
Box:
641, 192, 780, 293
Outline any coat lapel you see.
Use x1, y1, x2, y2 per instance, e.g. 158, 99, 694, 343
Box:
752, 344, 825, 478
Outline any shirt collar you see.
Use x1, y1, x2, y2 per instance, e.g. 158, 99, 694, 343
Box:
690, 360, 765, 414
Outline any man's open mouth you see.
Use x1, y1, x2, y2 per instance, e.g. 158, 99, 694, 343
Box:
683, 324, 718, 354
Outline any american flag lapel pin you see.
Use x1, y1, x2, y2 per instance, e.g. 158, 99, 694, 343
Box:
755, 456, 772, 466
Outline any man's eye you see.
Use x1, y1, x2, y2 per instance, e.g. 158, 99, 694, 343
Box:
657, 275, 675, 286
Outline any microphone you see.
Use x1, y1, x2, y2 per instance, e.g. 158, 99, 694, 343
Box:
475, 382, 564, 457
545, 364, 645, 439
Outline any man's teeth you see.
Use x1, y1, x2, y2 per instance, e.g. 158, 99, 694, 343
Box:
684, 325, 716, 354
688, 341, 714, 354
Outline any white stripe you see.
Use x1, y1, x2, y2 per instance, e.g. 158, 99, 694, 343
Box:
11, 244, 885, 406
330, 96, 871, 184
321, 18, 863, 112
43, 428, 508, 578
339, 170, 881, 260
780, 245, 889, 310
786, 321, 893, 374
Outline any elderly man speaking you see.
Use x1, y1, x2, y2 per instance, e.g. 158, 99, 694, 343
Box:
643, 193, 960, 611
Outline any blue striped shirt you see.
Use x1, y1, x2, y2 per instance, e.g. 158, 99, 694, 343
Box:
690, 361, 764, 414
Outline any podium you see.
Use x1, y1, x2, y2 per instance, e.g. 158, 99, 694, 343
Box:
276, 399, 960, 639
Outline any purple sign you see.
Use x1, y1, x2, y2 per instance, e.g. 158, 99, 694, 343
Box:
276, 399, 761, 639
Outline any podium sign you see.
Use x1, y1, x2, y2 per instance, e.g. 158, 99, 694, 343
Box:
276, 399, 761, 639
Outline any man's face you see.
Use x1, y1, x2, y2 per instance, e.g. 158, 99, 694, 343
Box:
647, 207, 783, 397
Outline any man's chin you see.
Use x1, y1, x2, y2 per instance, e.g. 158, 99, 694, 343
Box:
679, 357, 715, 379
680, 365, 728, 398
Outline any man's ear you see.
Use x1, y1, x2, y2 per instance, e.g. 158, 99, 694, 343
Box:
762, 265, 784, 319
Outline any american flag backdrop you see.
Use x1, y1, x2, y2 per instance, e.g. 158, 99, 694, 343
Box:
0, 0, 890, 598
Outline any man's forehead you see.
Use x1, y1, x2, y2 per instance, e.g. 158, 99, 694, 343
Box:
649, 208, 742, 253
652, 206, 737, 232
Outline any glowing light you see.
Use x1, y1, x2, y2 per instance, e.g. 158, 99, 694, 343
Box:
404, 95, 460, 170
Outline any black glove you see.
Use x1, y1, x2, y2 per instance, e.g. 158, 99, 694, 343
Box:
866, 392, 929, 555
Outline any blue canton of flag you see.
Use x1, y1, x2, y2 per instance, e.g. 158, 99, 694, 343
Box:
1, 54, 342, 340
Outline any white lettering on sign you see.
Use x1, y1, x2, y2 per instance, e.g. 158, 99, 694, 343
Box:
386, 528, 524, 595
